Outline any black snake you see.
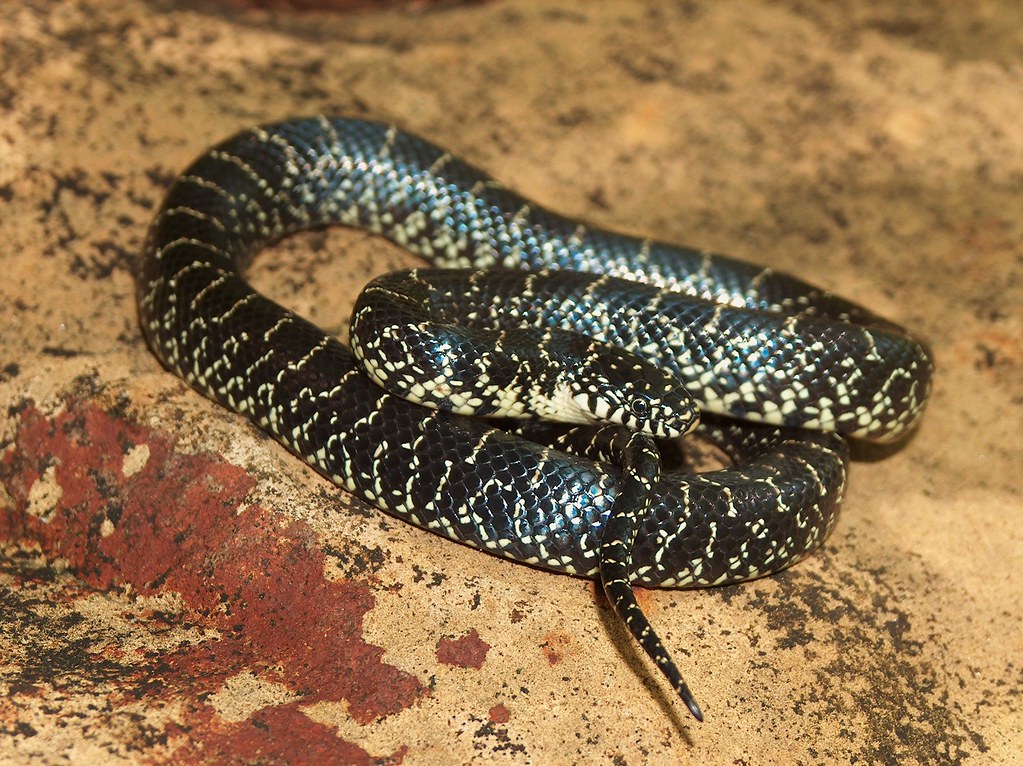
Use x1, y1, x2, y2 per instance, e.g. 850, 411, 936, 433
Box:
136, 117, 933, 722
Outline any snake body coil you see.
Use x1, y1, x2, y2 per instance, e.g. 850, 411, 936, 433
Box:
137, 117, 932, 717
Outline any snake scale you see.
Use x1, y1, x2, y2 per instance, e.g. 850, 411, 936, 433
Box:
136, 117, 933, 723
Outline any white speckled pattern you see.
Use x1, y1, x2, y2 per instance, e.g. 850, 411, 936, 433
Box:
136, 117, 930, 593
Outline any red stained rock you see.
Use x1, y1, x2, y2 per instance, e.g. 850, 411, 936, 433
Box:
435, 628, 489, 670
1, 400, 422, 759
488, 703, 510, 724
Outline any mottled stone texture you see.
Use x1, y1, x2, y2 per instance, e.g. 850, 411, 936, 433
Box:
0, 2, 1020, 764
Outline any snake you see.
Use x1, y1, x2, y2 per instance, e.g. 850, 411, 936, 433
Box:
135, 116, 933, 723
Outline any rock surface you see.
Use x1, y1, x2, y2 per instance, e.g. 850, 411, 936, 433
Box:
1, 2, 1020, 764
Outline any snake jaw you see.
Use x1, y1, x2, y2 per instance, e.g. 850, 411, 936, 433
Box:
579, 390, 698, 439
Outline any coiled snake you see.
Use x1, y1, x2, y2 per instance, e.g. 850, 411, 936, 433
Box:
136, 117, 933, 722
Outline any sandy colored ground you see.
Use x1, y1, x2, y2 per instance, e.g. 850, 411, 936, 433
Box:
1, 1, 1021, 764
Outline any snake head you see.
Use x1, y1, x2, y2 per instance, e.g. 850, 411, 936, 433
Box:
572, 347, 699, 439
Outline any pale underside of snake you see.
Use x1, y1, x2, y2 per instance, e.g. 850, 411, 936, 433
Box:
136, 117, 933, 723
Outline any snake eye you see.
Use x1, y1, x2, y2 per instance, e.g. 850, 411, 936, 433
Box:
630, 396, 651, 419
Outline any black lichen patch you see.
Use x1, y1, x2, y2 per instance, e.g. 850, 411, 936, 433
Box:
740, 559, 984, 765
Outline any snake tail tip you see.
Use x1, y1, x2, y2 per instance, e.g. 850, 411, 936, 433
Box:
681, 688, 704, 723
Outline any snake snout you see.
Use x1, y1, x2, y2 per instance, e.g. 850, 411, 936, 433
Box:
574, 349, 699, 439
